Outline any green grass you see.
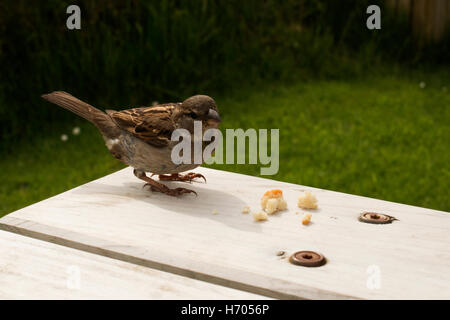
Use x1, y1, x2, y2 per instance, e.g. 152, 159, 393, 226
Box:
4, 0, 449, 154
1, 74, 449, 217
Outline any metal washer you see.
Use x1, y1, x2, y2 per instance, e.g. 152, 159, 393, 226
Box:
289, 251, 326, 267
359, 212, 396, 224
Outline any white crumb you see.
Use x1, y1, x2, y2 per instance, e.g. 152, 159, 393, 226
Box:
241, 205, 250, 214
297, 191, 318, 209
252, 211, 268, 222
265, 198, 279, 214
261, 189, 287, 214
278, 198, 287, 210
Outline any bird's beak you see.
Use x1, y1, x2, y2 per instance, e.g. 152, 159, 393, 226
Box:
207, 108, 221, 123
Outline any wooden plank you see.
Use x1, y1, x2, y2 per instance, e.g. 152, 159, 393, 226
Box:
397, 0, 412, 11
386, 0, 412, 13
411, 0, 450, 43
0, 230, 268, 299
389, 0, 450, 43
433, 0, 449, 41
1, 167, 450, 299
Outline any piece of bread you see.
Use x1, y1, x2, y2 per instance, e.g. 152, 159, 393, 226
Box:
265, 198, 279, 214
261, 189, 283, 208
252, 211, 268, 221
261, 189, 288, 214
297, 191, 318, 209
241, 205, 250, 214
278, 199, 287, 210
302, 212, 312, 225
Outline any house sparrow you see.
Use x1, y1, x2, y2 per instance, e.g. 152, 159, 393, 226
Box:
41, 91, 221, 196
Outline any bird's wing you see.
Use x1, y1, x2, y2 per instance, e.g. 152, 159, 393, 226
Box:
106, 103, 178, 147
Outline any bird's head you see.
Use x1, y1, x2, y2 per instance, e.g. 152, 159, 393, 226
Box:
175, 95, 221, 132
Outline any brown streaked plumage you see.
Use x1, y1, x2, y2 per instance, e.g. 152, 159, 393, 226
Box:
106, 104, 178, 147
41, 91, 221, 197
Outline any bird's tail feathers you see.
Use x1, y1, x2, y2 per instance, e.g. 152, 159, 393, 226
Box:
41, 91, 105, 123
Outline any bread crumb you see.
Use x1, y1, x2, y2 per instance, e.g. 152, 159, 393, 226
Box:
278, 198, 287, 210
261, 189, 283, 208
302, 212, 312, 225
261, 189, 287, 214
297, 191, 318, 209
252, 211, 268, 221
241, 205, 250, 214
265, 198, 279, 214
212, 209, 218, 215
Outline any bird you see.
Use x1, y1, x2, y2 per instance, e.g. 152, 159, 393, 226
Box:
41, 91, 221, 196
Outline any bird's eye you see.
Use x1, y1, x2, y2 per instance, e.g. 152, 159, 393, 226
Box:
188, 112, 198, 119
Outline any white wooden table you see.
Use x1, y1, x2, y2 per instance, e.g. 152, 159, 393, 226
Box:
0, 230, 266, 300
1, 167, 449, 299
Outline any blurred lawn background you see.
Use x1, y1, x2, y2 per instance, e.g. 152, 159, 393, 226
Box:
0, 0, 449, 216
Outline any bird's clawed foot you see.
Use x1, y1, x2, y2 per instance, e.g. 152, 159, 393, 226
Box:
134, 169, 197, 197
156, 172, 206, 183
143, 183, 197, 197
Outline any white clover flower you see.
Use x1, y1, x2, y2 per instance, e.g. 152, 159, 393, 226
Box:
72, 127, 81, 135
419, 82, 426, 89
61, 134, 68, 142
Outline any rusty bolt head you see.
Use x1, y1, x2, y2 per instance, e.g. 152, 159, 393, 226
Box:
289, 251, 326, 267
359, 212, 396, 224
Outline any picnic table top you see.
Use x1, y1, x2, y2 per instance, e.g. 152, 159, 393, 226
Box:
1, 167, 449, 299
0, 230, 267, 300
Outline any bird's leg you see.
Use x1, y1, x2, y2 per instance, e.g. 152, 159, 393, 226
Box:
156, 172, 206, 183
133, 169, 197, 197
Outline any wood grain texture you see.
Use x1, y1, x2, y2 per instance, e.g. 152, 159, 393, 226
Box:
1, 167, 449, 299
387, 0, 450, 42
0, 230, 267, 300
